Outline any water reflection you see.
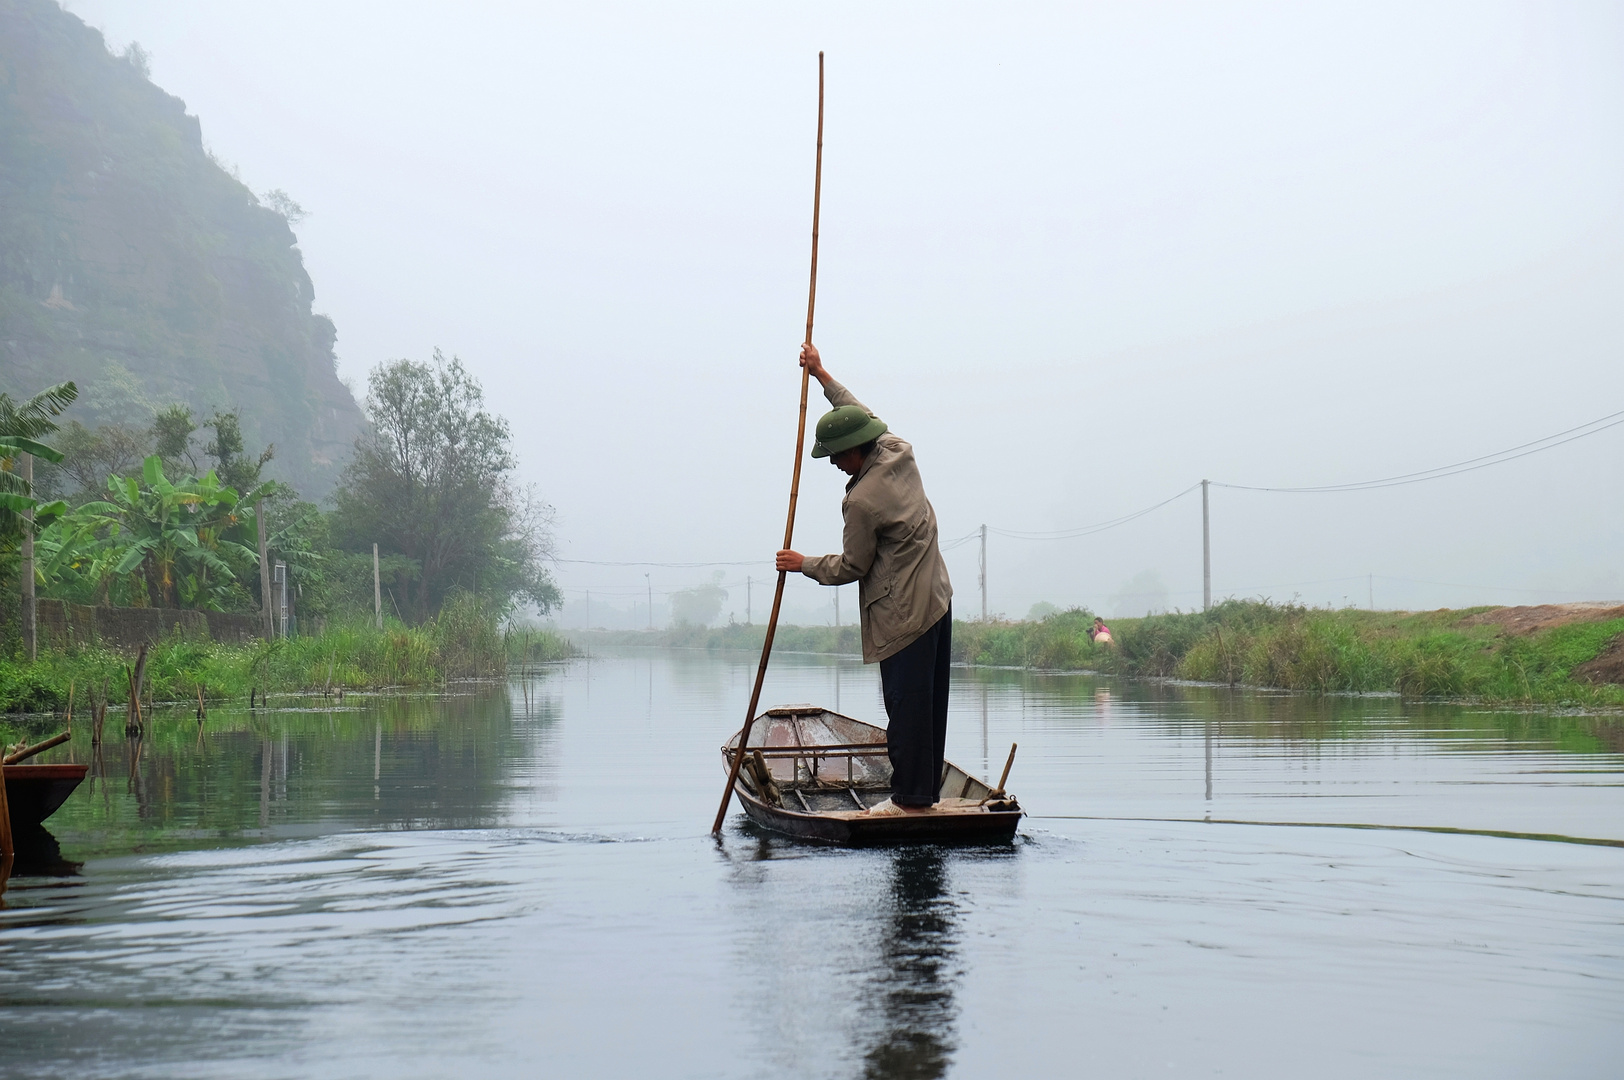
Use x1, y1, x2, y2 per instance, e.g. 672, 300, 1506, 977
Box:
860, 846, 961, 1080
0, 652, 1617, 1079
45, 685, 558, 856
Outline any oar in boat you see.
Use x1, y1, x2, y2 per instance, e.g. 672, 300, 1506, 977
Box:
712, 52, 825, 836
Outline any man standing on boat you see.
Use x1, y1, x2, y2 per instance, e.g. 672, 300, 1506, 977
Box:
776, 343, 954, 815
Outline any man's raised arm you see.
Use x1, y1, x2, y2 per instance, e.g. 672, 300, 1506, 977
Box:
800, 343, 872, 415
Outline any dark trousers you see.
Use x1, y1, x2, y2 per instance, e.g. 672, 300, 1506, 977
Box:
879, 607, 952, 807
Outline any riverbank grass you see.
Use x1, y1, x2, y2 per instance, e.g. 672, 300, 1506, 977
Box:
578, 601, 1624, 705
1, 594, 574, 713
955, 601, 1624, 704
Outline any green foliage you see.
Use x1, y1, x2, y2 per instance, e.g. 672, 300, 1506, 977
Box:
330, 353, 560, 622
0, 380, 78, 536
0, 610, 575, 712
36, 420, 151, 503
149, 404, 198, 475
203, 409, 275, 493
505, 624, 578, 665
47, 455, 271, 610
951, 600, 1624, 705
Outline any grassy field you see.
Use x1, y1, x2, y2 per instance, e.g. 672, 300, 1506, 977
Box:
0, 594, 574, 715
956, 601, 1624, 704
580, 600, 1624, 705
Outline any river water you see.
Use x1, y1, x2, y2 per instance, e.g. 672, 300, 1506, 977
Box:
1, 649, 1621, 1079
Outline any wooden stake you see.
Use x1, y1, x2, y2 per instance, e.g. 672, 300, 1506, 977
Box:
4, 730, 70, 765
991, 742, 1018, 797
124, 665, 141, 736
713, 52, 825, 836
92, 678, 108, 746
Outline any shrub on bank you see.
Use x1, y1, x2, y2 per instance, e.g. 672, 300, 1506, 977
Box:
953, 600, 1624, 704
573, 600, 1624, 704
0, 600, 575, 713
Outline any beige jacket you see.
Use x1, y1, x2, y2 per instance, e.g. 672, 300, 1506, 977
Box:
800, 379, 953, 663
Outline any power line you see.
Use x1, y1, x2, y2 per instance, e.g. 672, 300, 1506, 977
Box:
985, 484, 1200, 541
952, 404, 1623, 544
553, 405, 1623, 606
1213, 406, 1624, 493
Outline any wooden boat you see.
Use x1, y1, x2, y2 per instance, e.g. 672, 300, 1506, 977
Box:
4, 763, 87, 830
722, 705, 1022, 845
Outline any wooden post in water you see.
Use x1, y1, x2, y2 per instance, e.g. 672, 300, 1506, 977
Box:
373, 543, 383, 629
713, 52, 825, 837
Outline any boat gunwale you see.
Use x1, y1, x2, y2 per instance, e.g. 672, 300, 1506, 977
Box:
722, 706, 1023, 844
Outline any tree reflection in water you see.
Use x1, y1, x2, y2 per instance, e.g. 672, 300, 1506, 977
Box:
861, 846, 960, 1080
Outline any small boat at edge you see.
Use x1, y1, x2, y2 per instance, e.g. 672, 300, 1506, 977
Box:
722, 705, 1022, 845
4, 763, 88, 830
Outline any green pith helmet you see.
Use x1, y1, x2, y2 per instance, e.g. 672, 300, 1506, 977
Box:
811, 405, 888, 458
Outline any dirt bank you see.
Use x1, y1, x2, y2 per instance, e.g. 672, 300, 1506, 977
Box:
1456, 603, 1624, 636
1575, 635, 1624, 686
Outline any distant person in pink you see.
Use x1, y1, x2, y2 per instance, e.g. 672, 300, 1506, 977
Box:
1089, 617, 1113, 645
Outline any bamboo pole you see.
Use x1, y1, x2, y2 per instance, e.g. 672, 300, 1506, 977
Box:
4, 730, 70, 765
713, 52, 825, 836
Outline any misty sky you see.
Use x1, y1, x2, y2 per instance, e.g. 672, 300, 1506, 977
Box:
65, 0, 1624, 622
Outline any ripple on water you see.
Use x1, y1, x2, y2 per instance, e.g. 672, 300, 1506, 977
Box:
0, 653, 1619, 1079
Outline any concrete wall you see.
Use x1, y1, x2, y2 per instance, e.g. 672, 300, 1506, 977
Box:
37, 600, 261, 650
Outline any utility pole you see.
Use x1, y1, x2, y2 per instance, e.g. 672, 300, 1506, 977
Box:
585, 589, 591, 628
979, 523, 988, 621
274, 561, 288, 639
746, 576, 752, 625
645, 573, 652, 629
373, 543, 382, 629
20, 453, 34, 661
1201, 480, 1211, 612
257, 499, 273, 639
835, 586, 840, 627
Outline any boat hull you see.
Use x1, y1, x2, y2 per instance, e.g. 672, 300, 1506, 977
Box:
723, 705, 1023, 847
4, 764, 88, 829
734, 785, 1021, 846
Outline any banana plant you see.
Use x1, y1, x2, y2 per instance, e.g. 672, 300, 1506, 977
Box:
0, 381, 77, 533
70, 456, 268, 610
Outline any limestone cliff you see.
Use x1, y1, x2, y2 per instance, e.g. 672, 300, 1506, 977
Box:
0, 0, 363, 496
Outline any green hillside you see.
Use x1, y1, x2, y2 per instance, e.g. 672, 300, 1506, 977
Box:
0, 0, 362, 497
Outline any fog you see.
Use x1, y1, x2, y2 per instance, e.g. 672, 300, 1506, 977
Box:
66, 0, 1624, 622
